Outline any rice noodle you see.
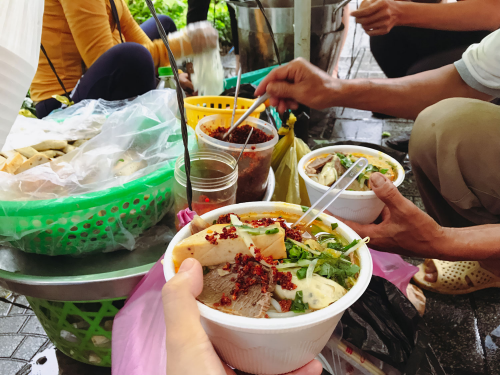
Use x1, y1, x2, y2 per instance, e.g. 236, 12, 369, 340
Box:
276, 263, 299, 269
266, 311, 304, 318
343, 237, 370, 256
306, 259, 318, 284
270, 298, 282, 313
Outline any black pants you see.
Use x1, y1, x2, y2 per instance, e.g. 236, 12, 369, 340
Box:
187, 0, 239, 54
370, 27, 491, 78
36, 15, 176, 119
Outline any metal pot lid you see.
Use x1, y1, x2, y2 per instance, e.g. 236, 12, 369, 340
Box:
0, 215, 174, 301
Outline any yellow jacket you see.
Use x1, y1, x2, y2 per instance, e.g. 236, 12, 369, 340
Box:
31, 0, 185, 102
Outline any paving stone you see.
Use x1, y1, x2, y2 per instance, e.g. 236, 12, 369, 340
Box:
330, 119, 383, 145
0, 360, 24, 375
471, 289, 500, 375
423, 292, 486, 375
0, 334, 23, 357
0, 316, 28, 334
21, 316, 46, 335
0, 300, 12, 317
12, 336, 49, 361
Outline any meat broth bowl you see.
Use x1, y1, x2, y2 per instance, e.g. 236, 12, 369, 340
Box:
298, 146, 405, 224
164, 202, 372, 375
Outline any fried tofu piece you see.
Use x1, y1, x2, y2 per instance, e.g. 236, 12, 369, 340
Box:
14, 154, 51, 175
32, 140, 67, 151
15, 147, 38, 158
1, 152, 24, 174
172, 224, 286, 268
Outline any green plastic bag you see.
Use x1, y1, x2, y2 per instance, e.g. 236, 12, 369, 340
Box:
271, 114, 311, 205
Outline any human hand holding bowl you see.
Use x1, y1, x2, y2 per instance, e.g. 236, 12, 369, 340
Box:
162, 258, 324, 375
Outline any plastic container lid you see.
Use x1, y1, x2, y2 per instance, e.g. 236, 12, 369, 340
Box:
158, 66, 173, 76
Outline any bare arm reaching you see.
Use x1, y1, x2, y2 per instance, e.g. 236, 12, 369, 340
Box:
352, 0, 500, 36
338, 173, 500, 262
254, 58, 492, 119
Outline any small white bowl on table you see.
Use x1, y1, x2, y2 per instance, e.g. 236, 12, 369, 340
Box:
164, 201, 373, 375
298, 145, 405, 224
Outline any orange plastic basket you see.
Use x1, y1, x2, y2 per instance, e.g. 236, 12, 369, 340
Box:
184, 96, 266, 130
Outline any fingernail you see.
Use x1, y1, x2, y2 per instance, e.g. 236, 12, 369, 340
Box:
179, 258, 196, 273
371, 173, 385, 188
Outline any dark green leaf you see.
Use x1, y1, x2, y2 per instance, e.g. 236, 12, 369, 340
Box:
202, 266, 211, 275
213, 220, 217, 225
265, 228, 279, 235
336, 153, 353, 169
290, 291, 309, 313
331, 223, 338, 230
342, 239, 360, 252
380, 168, 388, 174
296, 267, 308, 279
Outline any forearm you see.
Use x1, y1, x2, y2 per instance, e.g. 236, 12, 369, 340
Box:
396, 0, 500, 31
330, 65, 492, 119
433, 225, 500, 261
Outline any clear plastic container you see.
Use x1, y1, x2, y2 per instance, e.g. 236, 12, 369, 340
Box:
195, 115, 278, 203
174, 150, 238, 230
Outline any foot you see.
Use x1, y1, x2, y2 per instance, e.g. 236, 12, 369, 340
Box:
386, 132, 411, 153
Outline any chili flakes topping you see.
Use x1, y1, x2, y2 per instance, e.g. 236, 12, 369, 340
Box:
279, 299, 293, 313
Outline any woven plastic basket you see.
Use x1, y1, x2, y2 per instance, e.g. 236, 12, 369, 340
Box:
184, 96, 265, 130
27, 296, 125, 367
0, 163, 176, 256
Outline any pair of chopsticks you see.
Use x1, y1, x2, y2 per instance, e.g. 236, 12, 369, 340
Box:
227, 68, 255, 169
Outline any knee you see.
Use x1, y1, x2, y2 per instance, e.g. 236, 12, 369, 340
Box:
108, 43, 155, 73
410, 98, 500, 161
157, 15, 177, 34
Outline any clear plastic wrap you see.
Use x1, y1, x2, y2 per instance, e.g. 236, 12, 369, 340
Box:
0, 90, 194, 201
191, 45, 224, 96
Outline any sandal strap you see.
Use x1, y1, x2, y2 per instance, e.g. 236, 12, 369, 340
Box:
434, 260, 500, 291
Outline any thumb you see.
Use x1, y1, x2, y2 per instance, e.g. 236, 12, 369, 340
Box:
162, 258, 205, 349
369, 173, 407, 211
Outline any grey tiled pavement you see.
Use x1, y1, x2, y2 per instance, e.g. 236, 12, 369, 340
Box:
0, 291, 51, 374
1, 5, 500, 374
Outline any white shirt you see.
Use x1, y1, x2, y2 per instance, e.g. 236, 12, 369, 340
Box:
455, 28, 500, 97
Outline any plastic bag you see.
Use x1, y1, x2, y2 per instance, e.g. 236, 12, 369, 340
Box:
0, 0, 44, 150
271, 114, 311, 205
112, 256, 167, 375
370, 249, 418, 297
0, 90, 195, 201
341, 276, 445, 375
191, 44, 224, 96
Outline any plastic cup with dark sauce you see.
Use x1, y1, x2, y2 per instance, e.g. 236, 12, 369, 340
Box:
195, 115, 278, 203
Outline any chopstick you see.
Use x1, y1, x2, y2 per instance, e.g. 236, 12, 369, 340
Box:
222, 93, 270, 140
230, 68, 242, 129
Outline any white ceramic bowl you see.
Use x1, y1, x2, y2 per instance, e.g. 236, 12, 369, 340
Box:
298, 145, 405, 224
164, 202, 372, 375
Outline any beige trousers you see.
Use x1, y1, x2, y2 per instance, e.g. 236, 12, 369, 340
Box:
409, 98, 500, 227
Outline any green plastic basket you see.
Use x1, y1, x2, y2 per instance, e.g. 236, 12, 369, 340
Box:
27, 296, 125, 367
223, 65, 278, 91
0, 163, 176, 256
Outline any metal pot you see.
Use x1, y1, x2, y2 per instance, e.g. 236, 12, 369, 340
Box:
228, 0, 350, 74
